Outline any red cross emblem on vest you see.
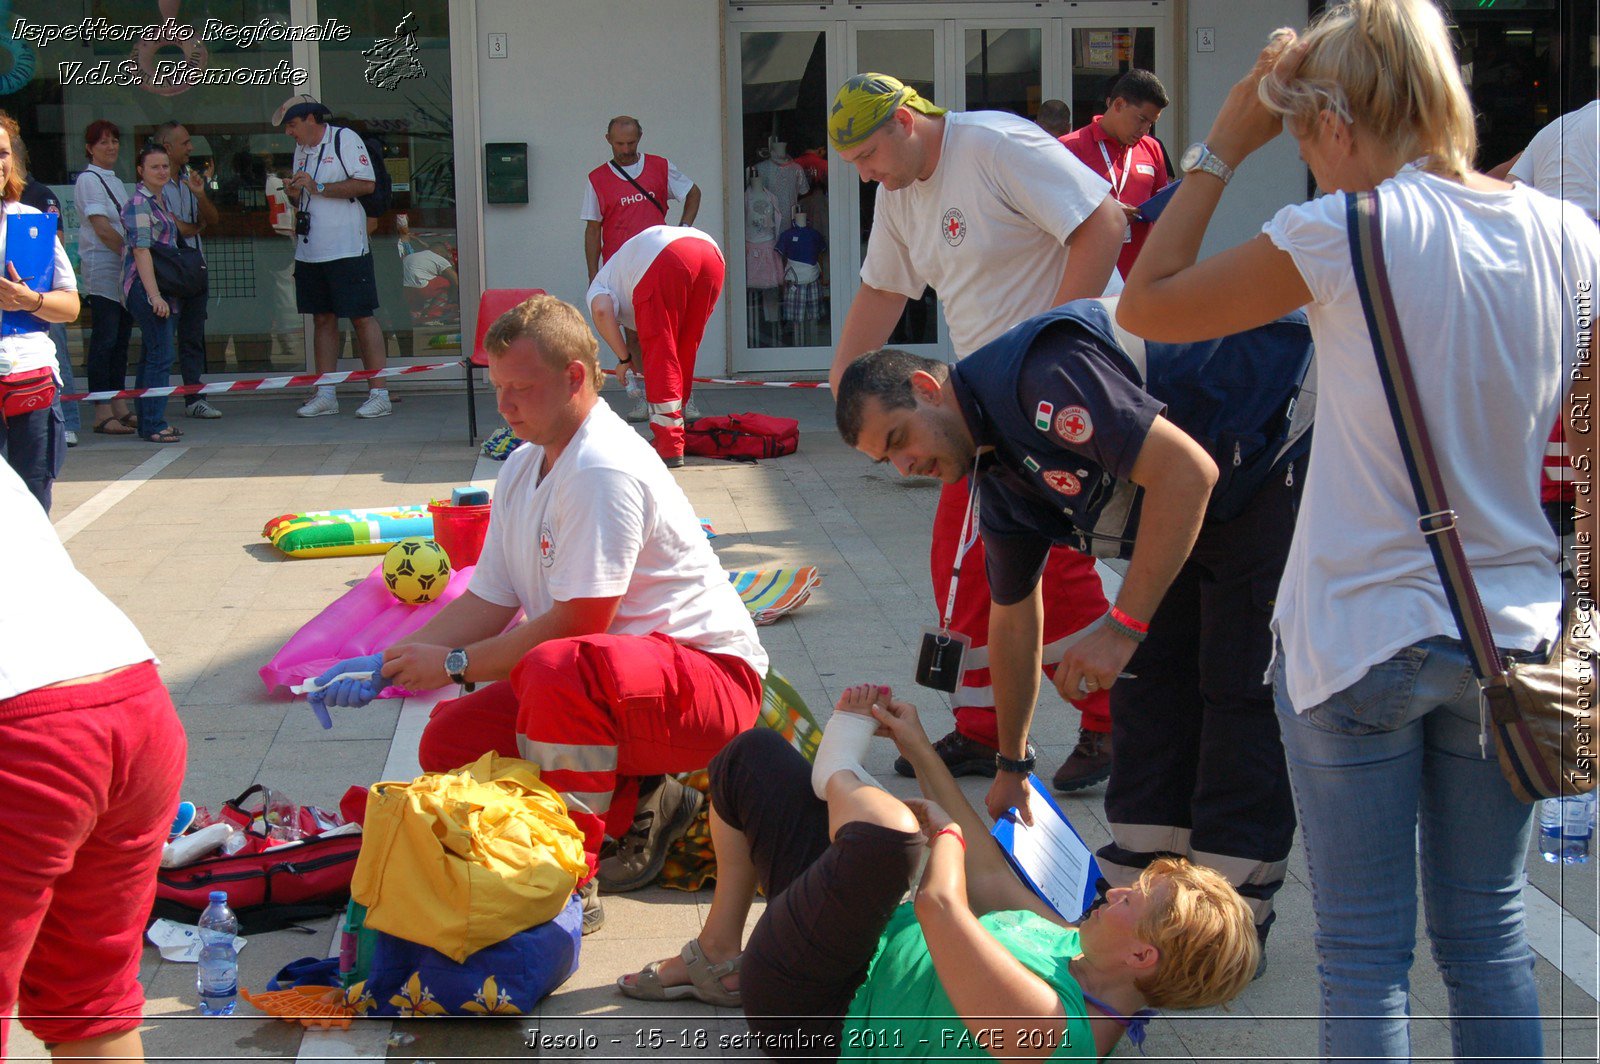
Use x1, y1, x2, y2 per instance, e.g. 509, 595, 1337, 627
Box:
1054, 405, 1094, 445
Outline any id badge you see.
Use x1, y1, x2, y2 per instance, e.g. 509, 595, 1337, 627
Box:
916, 626, 972, 693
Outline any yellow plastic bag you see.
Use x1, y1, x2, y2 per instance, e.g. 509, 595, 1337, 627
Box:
352, 753, 588, 962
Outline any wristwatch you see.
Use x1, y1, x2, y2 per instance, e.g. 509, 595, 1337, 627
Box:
314, 180, 326, 195
995, 743, 1038, 775
1180, 142, 1235, 185
444, 647, 474, 691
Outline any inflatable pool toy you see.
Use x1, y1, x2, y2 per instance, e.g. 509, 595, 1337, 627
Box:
264, 505, 434, 559
382, 538, 452, 604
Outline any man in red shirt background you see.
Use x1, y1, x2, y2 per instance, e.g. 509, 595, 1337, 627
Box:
1059, 71, 1169, 279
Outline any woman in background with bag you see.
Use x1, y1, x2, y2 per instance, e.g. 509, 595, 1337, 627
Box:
120, 143, 182, 444
74, 119, 137, 437
1115, 1, 1598, 1060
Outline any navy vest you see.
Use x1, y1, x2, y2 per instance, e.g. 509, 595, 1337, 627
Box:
953, 301, 1315, 558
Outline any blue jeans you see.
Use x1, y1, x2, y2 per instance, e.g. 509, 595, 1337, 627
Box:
48, 324, 80, 433
1275, 637, 1542, 1064
125, 286, 174, 438
172, 291, 208, 406
1, 404, 64, 512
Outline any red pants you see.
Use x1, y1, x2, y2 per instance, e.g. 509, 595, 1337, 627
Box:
0, 662, 186, 1054
635, 239, 725, 459
418, 633, 762, 877
932, 479, 1112, 743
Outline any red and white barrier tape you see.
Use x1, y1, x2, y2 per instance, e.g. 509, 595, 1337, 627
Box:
60, 362, 833, 403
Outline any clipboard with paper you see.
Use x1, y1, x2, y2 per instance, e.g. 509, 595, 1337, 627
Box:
1, 211, 58, 336
990, 772, 1102, 922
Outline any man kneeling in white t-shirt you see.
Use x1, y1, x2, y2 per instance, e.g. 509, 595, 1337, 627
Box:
307, 295, 768, 930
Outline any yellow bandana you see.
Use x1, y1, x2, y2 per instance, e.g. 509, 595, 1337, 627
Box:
828, 73, 947, 150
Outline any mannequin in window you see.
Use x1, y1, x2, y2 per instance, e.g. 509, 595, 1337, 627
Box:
744, 166, 784, 344
778, 206, 826, 346
755, 137, 809, 236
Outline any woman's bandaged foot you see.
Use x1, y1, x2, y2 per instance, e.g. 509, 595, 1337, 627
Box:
813, 709, 884, 799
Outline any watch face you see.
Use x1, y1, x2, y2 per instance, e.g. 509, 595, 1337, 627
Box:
445, 649, 467, 675
1181, 143, 1205, 172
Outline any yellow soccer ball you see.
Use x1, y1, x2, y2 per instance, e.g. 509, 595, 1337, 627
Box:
382, 537, 452, 604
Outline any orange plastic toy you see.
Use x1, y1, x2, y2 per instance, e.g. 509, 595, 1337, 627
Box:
240, 985, 355, 1030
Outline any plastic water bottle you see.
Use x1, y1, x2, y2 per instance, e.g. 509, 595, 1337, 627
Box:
196, 891, 239, 1015
1537, 793, 1596, 864
625, 374, 644, 401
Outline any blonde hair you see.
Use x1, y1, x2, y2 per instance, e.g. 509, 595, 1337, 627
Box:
483, 294, 603, 391
1133, 857, 1260, 1010
0, 111, 24, 203
1258, 0, 1477, 179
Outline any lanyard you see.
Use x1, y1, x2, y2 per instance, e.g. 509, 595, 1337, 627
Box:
1098, 138, 1130, 199
939, 461, 983, 633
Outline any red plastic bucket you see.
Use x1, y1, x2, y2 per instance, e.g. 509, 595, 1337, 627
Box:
427, 501, 492, 567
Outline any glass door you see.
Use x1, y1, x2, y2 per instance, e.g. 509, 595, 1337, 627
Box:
727, 25, 837, 374
1061, 19, 1172, 144
847, 23, 946, 358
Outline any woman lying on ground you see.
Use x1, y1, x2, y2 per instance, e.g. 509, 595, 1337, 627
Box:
617, 685, 1258, 1060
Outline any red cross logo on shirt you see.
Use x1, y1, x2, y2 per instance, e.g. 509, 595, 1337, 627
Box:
539, 524, 555, 567
1054, 406, 1094, 445
941, 207, 967, 246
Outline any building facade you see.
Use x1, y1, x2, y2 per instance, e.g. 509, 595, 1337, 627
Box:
2, 0, 1591, 384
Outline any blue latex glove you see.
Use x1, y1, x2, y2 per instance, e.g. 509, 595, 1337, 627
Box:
306, 653, 386, 726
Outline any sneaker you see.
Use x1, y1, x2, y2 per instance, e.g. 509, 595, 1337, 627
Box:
296, 392, 339, 418
578, 878, 605, 935
893, 728, 998, 779
64, 430, 78, 447
1051, 727, 1112, 792
662, 454, 686, 469
684, 397, 702, 422
625, 398, 648, 423
355, 392, 393, 419
596, 776, 703, 893
186, 399, 223, 419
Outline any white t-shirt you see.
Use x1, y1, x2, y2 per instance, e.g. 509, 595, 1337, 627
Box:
861, 110, 1122, 357
0, 460, 154, 700
72, 163, 127, 299
1509, 100, 1599, 222
292, 124, 375, 263
469, 402, 767, 676
586, 225, 723, 330
580, 157, 695, 221
401, 249, 453, 288
0, 203, 78, 379
1262, 168, 1600, 712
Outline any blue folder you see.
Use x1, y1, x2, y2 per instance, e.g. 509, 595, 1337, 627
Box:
990, 772, 1102, 922
1134, 179, 1182, 224
1, 211, 58, 336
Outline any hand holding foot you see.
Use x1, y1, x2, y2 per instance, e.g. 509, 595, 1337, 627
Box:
812, 683, 892, 799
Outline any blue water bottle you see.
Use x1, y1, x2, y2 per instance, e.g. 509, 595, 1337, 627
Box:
196, 891, 239, 1015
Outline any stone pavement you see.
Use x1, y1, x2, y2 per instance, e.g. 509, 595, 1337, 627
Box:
13, 383, 1597, 1062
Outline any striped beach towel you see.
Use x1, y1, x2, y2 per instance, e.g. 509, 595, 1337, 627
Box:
728, 567, 820, 625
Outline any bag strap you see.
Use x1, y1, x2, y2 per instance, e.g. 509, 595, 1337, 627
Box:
610, 160, 668, 216
1346, 190, 1507, 686
90, 170, 123, 214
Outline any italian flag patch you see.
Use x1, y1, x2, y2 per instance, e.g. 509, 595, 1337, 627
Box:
1034, 401, 1053, 431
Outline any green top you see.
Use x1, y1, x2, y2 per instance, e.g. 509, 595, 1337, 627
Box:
840, 903, 1096, 1060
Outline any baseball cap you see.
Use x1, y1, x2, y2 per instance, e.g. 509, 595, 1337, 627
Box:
827, 73, 946, 151
273, 94, 331, 126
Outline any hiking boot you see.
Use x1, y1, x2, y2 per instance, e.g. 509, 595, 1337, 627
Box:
1051, 728, 1112, 792
596, 776, 703, 893
578, 878, 605, 935
893, 728, 997, 779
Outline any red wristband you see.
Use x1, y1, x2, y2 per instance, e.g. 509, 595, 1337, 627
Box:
1109, 606, 1149, 635
933, 826, 965, 851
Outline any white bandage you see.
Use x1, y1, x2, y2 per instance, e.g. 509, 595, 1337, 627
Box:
812, 710, 884, 800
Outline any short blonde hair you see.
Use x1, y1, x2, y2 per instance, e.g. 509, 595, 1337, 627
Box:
1133, 857, 1259, 1010
0, 111, 25, 204
1258, 0, 1477, 179
483, 294, 603, 391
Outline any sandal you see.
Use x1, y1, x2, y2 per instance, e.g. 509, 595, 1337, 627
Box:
616, 939, 741, 1007
93, 416, 135, 436
144, 427, 182, 443
119, 412, 139, 430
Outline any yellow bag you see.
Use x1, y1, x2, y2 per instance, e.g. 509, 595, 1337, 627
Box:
351, 753, 588, 962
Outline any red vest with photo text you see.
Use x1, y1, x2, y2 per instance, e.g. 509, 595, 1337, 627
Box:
588, 154, 671, 263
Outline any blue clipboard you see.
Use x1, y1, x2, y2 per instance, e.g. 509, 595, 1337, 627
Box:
1134, 179, 1181, 224
990, 773, 1102, 922
1, 211, 58, 336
